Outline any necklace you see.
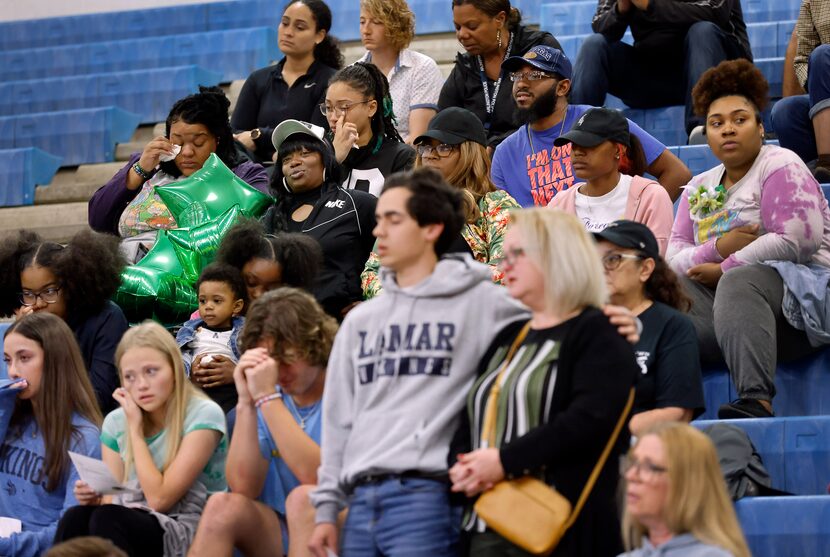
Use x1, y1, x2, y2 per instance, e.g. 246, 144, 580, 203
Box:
526, 105, 570, 158
477, 31, 514, 129
286, 397, 322, 431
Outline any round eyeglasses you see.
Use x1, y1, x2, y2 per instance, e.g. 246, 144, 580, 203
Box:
19, 286, 62, 307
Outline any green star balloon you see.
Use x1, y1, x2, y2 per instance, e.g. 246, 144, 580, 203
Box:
155, 154, 273, 228
114, 231, 197, 325
114, 266, 197, 326
168, 205, 241, 283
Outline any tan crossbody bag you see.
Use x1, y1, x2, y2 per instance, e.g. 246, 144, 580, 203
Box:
473, 322, 635, 555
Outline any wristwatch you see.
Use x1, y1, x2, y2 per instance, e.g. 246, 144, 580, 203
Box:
250, 128, 262, 140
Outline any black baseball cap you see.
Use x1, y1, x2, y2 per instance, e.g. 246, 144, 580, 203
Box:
413, 107, 487, 146
553, 107, 630, 148
593, 220, 659, 259
502, 45, 573, 80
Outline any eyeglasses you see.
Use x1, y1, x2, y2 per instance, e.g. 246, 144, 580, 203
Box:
620, 456, 668, 482
509, 71, 555, 82
19, 286, 62, 307
319, 100, 371, 118
499, 247, 526, 268
415, 143, 457, 158
601, 252, 643, 271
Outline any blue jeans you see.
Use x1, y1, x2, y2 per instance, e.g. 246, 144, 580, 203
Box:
341, 477, 460, 557
771, 44, 830, 163
571, 22, 748, 133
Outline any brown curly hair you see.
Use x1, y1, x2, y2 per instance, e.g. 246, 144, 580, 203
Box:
691, 59, 769, 119
239, 287, 338, 368
361, 0, 415, 52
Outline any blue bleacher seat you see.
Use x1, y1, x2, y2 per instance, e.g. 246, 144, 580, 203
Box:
756, 57, 784, 99
741, 0, 802, 25
694, 417, 830, 495
539, 2, 597, 37
735, 496, 830, 557
0, 4, 210, 51
0, 148, 62, 207
0, 107, 141, 167
699, 346, 830, 420
0, 27, 277, 82
0, 66, 222, 124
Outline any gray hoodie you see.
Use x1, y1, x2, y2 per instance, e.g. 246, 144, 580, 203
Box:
311, 255, 528, 523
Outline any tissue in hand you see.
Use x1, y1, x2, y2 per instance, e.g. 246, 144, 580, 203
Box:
160, 144, 182, 162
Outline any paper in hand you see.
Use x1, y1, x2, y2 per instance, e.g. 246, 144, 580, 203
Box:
69, 451, 139, 495
0, 517, 21, 537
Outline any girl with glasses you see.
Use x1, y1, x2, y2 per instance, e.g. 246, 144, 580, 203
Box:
0, 230, 128, 415
620, 422, 750, 557
1, 313, 102, 557
232, 0, 344, 164
593, 220, 704, 436
324, 62, 415, 198
361, 107, 520, 298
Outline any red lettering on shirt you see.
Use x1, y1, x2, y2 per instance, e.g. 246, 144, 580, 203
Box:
526, 143, 576, 206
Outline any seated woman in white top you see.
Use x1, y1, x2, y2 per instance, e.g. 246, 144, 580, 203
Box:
357, 0, 445, 142
547, 107, 674, 255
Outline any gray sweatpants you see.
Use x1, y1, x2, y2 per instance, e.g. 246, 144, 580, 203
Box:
681, 264, 816, 401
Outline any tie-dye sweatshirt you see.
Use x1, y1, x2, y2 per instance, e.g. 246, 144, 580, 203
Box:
667, 145, 830, 274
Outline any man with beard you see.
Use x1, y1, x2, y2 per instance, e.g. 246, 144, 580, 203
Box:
491, 45, 691, 207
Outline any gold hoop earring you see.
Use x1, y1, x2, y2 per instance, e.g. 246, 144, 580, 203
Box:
497, 28, 502, 50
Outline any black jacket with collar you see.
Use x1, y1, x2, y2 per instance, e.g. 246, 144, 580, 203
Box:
262, 181, 377, 318
231, 58, 338, 161
438, 25, 562, 148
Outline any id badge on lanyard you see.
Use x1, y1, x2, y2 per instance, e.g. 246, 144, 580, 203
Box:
477, 32, 514, 131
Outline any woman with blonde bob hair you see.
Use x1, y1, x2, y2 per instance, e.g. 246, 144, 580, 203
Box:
620, 422, 750, 557
361, 107, 520, 297
357, 0, 445, 141
56, 321, 228, 556
449, 209, 639, 556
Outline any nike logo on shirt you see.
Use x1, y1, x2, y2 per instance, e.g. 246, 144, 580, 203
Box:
304, 82, 316, 88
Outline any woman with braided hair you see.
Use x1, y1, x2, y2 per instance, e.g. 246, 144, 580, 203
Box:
323, 62, 416, 197
89, 86, 269, 260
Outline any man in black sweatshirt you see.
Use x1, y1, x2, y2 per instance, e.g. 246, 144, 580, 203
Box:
571, 0, 752, 135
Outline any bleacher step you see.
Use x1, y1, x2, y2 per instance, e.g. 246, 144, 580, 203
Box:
0, 202, 88, 242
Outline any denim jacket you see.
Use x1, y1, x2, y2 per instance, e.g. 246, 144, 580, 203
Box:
175, 316, 245, 375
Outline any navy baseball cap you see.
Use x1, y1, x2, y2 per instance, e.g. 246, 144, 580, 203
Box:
502, 45, 572, 80
554, 107, 630, 148
593, 220, 660, 260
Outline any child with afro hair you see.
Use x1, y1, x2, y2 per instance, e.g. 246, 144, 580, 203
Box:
668, 58, 830, 419
0, 229, 128, 414
176, 263, 248, 413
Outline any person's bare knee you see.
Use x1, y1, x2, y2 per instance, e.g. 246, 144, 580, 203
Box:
286, 485, 315, 522
200, 492, 250, 535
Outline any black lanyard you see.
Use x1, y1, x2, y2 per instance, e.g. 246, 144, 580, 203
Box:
476, 32, 514, 131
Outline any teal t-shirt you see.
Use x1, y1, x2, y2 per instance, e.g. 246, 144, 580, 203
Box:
100, 395, 228, 493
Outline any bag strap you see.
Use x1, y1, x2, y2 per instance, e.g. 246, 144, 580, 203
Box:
564, 387, 635, 530
480, 322, 531, 447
